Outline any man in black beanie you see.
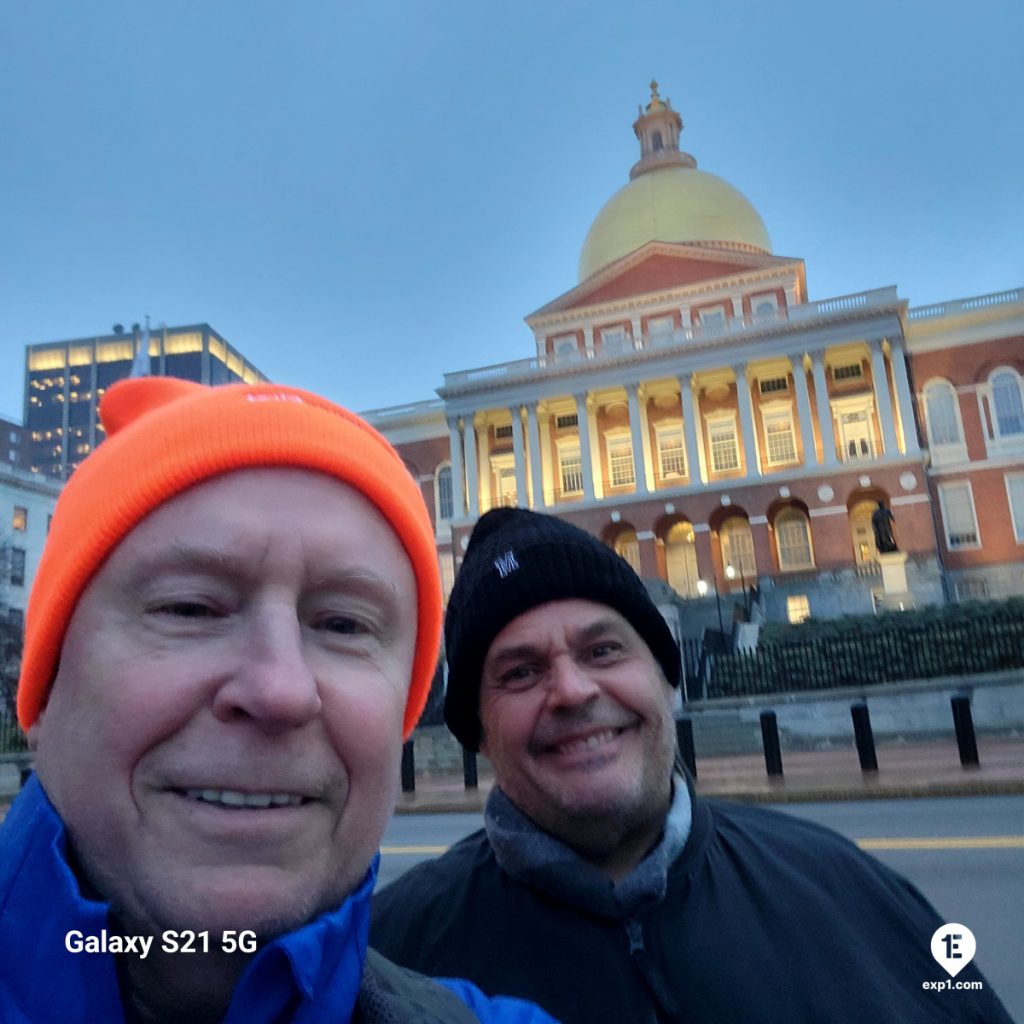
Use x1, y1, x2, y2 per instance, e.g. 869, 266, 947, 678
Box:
371, 508, 1012, 1024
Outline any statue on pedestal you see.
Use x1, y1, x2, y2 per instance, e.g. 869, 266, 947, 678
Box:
871, 501, 898, 554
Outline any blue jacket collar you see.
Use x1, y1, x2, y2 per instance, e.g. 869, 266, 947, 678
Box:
0, 776, 376, 1023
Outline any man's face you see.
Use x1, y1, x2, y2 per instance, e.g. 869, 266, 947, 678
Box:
31, 469, 417, 939
479, 599, 675, 855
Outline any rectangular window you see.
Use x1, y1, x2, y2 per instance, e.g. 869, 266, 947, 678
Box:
708, 420, 740, 472
12, 506, 27, 531
955, 577, 989, 602
1006, 474, 1024, 543
555, 413, 579, 430
559, 446, 583, 495
786, 595, 810, 624
439, 552, 456, 602
764, 412, 797, 466
494, 425, 513, 440
437, 467, 454, 521
657, 427, 686, 479
759, 376, 788, 395
698, 306, 727, 329
607, 437, 635, 487
939, 482, 980, 549
833, 363, 863, 381
10, 547, 26, 587
496, 466, 517, 507
601, 328, 627, 355
647, 315, 675, 343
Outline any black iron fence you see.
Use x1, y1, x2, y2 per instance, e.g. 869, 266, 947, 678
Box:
707, 614, 1024, 699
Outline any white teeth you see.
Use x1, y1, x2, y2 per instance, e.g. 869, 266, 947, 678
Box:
558, 729, 617, 755
183, 788, 303, 808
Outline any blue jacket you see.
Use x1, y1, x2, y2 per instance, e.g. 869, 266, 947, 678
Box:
0, 777, 557, 1024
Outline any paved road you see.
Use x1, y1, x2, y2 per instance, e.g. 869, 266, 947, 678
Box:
378, 796, 1024, 1021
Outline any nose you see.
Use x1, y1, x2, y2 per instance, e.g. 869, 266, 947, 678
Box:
545, 654, 601, 710
211, 607, 322, 731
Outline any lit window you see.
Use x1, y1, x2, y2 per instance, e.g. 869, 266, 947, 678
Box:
991, 371, 1024, 437
436, 465, 454, 521
775, 509, 814, 570
938, 482, 980, 549
656, 425, 686, 479
924, 380, 963, 446
664, 521, 699, 597
607, 436, 635, 487
763, 410, 797, 466
833, 363, 863, 381
12, 506, 27, 532
708, 419, 740, 473
613, 529, 641, 574
721, 516, 756, 578
1005, 474, 1024, 544
559, 445, 583, 495
439, 551, 456, 601
786, 595, 810, 624
10, 548, 26, 587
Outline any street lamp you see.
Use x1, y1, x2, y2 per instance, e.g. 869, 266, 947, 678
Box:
697, 577, 724, 634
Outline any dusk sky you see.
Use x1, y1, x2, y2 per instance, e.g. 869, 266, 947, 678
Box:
2, 0, 1021, 423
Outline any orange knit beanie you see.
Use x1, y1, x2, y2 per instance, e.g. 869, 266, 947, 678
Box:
17, 377, 441, 739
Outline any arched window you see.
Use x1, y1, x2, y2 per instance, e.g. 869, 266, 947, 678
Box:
664, 521, 699, 597
849, 500, 878, 564
435, 463, 454, 521
923, 380, 962, 446
775, 508, 814, 570
652, 130, 663, 151
613, 528, 641, 574
991, 370, 1024, 438
720, 516, 756, 578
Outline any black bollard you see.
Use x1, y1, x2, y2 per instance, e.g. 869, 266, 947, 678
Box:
760, 710, 784, 777
400, 739, 416, 793
951, 694, 980, 768
463, 748, 479, 790
850, 702, 878, 772
676, 717, 697, 779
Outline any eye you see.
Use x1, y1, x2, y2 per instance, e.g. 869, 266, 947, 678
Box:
496, 664, 540, 690
589, 641, 622, 661
153, 600, 222, 619
314, 614, 370, 636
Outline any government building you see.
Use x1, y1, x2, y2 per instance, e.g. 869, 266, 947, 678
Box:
364, 83, 1024, 633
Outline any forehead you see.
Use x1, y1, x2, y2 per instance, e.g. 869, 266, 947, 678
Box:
487, 599, 635, 653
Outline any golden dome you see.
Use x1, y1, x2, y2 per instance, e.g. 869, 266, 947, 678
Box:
578, 83, 772, 281
578, 166, 772, 280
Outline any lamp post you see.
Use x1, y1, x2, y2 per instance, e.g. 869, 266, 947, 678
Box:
697, 577, 723, 634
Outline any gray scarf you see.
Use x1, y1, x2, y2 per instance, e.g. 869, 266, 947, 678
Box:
483, 774, 692, 920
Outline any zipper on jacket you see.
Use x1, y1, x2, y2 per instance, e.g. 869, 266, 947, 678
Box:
625, 918, 680, 1022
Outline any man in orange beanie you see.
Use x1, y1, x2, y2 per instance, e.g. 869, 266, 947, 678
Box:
0, 378, 557, 1024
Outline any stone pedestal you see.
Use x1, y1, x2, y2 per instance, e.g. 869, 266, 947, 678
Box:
877, 551, 915, 610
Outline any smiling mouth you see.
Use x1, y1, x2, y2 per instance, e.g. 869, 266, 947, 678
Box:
551, 727, 624, 756
180, 788, 308, 809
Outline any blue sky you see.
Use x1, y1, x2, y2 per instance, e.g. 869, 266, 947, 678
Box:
1, 0, 1021, 422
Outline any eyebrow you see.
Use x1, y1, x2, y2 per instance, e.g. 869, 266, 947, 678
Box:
485, 617, 625, 668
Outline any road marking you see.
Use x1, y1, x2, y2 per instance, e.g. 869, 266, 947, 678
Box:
857, 836, 1024, 851
380, 836, 1024, 857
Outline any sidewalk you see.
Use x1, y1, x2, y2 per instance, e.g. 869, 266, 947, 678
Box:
395, 736, 1024, 814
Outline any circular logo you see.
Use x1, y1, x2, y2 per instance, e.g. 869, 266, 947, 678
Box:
931, 923, 976, 978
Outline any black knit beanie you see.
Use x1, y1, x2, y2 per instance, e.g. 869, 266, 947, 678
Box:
443, 507, 681, 751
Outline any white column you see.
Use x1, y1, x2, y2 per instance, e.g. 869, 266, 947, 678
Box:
477, 425, 490, 513
638, 387, 655, 491
631, 316, 643, 349
525, 402, 545, 508
679, 373, 703, 484
446, 417, 465, 519
583, 326, 595, 357
574, 392, 596, 501
463, 416, 479, 518
626, 383, 649, 496
587, 397, 604, 500
791, 354, 817, 465
540, 412, 554, 505
733, 363, 760, 478
870, 341, 899, 456
811, 353, 838, 465
510, 406, 527, 507
887, 338, 920, 455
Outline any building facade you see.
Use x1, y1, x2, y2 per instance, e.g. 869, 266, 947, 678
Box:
366, 84, 1023, 631
24, 323, 267, 479
0, 463, 62, 625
